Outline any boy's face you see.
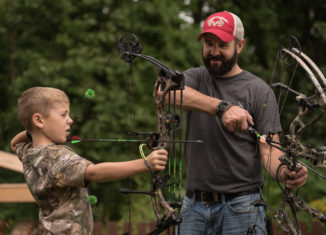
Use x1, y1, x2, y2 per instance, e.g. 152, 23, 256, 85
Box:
41, 102, 73, 144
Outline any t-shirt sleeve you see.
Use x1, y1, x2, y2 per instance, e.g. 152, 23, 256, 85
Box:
50, 146, 93, 188
15, 142, 32, 161
183, 67, 202, 89
253, 85, 283, 135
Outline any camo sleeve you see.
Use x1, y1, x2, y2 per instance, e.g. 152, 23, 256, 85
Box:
15, 142, 32, 161
48, 145, 93, 188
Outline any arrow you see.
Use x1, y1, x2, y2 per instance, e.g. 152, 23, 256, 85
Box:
68, 135, 203, 145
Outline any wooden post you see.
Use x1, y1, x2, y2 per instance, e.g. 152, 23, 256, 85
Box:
0, 151, 35, 203
0, 150, 23, 173
0, 183, 35, 203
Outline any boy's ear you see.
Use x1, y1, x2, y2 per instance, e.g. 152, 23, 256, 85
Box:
32, 113, 44, 128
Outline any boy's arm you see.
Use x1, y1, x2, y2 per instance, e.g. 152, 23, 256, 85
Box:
85, 149, 168, 182
11, 131, 29, 153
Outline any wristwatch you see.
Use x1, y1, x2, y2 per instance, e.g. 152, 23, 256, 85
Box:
216, 100, 234, 119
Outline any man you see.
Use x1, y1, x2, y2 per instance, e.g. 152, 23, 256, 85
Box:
177, 11, 308, 235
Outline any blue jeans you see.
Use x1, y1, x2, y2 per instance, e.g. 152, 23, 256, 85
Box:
180, 193, 266, 235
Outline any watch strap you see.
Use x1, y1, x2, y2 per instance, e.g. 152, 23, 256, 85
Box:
216, 100, 235, 119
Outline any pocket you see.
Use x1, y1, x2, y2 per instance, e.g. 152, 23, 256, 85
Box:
226, 194, 260, 214
181, 196, 193, 215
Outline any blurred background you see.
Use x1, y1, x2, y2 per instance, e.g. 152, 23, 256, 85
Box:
1, 0, 326, 233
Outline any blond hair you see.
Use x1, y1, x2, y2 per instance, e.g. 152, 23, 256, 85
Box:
18, 87, 69, 131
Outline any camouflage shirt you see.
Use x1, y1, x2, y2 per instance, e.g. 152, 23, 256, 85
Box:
16, 142, 94, 235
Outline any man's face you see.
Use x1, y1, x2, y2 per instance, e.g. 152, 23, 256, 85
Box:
202, 34, 238, 78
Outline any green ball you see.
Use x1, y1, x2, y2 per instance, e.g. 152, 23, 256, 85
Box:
85, 88, 95, 99
88, 195, 97, 205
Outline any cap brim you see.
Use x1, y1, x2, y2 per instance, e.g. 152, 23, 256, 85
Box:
197, 29, 235, 42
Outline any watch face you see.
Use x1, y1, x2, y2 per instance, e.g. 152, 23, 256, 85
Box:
217, 101, 233, 118
219, 102, 228, 112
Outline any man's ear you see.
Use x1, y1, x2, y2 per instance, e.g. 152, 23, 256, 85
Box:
237, 39, 245, 54
32, 113, 44, 128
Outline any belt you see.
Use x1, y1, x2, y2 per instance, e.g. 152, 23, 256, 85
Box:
186, 188, 260, 204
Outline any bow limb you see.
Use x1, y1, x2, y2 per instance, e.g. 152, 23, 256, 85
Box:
292, 48, 326, 88
279, 47, 326, 138
293, 196, 326, 223
276, 192, 301, 235
281, 48, 326, 107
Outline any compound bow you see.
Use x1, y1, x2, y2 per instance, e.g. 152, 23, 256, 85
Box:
117, 32, 200, 235
252, 35, 326, 235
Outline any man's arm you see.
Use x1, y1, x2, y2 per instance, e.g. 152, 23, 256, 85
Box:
11, 131, 29, 153
259, 133, 308, 188
168, 85, 254, 131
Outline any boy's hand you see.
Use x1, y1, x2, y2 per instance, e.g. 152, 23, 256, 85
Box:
146, 149, 168, 171
278, 163, 308, 189
11, 131, 30, 153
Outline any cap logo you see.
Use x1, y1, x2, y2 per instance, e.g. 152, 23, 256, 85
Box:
207, 16, 229, 27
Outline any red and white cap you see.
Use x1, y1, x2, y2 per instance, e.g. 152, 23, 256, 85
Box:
197, 11, 244, 42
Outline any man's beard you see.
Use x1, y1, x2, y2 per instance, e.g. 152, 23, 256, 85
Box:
203, 49, 237, 78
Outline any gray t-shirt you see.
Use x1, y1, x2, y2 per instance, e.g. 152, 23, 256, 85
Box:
184, 66, 282, 194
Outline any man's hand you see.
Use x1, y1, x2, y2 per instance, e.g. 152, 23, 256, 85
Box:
278, 164, 308, 189
222, 106, 254, 132
146, 149, 168, 171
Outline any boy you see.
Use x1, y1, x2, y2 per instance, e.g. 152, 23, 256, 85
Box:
11, 86, 168, 234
